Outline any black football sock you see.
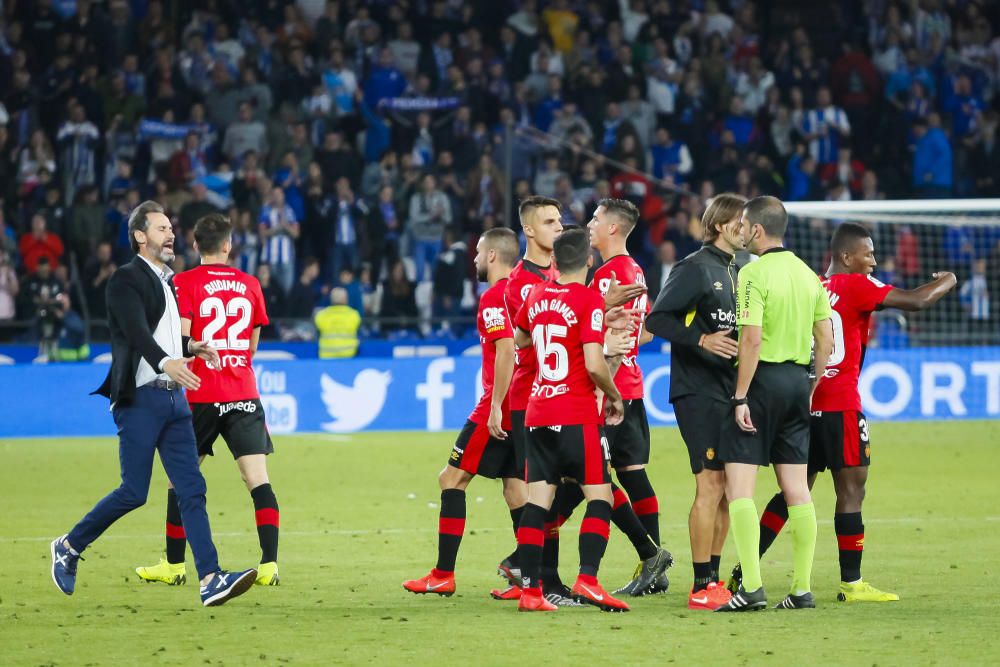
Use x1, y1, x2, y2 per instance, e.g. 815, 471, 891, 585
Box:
541, 484, 584, 587
165, 488, 186, 565
617, 468, 660, 546
759, 492, 789, 556
516, 503, 548, 592
505, 505, 524, 567
693, 561, 713, 592
578, 500, 612, 578
710, 554, 722, 582
611, 484, 658, 560
251, 483, 280, 563
835, 512, 865, 582
434, 489, 466, 574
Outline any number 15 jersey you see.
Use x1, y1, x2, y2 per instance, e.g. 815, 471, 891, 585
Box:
516, 281, 605, 427
174, 264, 270, 404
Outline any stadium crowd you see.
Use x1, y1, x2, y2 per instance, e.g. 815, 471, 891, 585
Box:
0, 0, 998, 347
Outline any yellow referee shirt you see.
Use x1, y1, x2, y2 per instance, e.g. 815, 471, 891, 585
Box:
736, 248, 832, 365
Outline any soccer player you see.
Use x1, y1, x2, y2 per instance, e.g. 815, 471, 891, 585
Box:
135, 213, 280, 587
504, 196, 648, 605
402, 227, 525, 598
715, 196, 834, 612
586, 198, 675, 597
512, 228, 628, 612
732, 222, 956, 602
645, 193, 747, 610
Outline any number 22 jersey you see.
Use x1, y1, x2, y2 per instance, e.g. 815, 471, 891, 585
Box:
174, 264, 270, 404
516, 281, 605, 427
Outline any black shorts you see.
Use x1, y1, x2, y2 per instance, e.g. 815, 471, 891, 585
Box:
448, 419, 518, 480
191, 399, 274, 459
604, 399, 651, 468
809, 410, 871, 473
510, 410, 527, 479
525, 423, 611, 486
718, 363, 811, 467
673, 395, 727, 474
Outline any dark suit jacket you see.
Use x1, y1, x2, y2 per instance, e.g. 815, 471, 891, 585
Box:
93, 257, 186, 405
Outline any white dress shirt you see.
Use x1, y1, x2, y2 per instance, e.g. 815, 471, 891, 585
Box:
134, 254, 183, 388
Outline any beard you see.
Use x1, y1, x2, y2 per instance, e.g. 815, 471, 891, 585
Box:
476, 265, 488, 282
148, 239, 175, 263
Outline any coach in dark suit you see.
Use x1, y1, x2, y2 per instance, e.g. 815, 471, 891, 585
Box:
50, 201, 257, 607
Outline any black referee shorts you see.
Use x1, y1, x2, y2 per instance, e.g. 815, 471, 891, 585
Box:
718, 363, 811, 467
673, 395, 727, 474
191, 399, 274, 459
604, 399, 651, 468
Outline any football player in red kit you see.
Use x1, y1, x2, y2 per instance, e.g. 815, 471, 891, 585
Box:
135, 213, 280, 587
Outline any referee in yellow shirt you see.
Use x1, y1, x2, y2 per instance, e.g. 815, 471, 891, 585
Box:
715, 196, 834, 612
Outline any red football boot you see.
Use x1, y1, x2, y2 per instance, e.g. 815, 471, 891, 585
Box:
402, 570, 455, 596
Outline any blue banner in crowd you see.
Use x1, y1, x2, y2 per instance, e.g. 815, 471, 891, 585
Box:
0, 349, 997, 438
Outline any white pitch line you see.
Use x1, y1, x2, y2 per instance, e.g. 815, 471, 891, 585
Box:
4, 516, 998, 543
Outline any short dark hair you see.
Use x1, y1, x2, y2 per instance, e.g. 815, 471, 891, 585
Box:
830, 222, 871, 257
743, 196, 788, 239
518, 195, 561, 226
481, 227, 520, 268
553, 227, 590, 273
193, 213, 233, 255
128, 200, 166, 252
597, 197, 640, 235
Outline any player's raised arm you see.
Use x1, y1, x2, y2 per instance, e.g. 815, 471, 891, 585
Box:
881, 271, 957, 310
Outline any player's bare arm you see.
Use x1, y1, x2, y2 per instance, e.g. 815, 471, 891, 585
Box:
488, 338, 515, 440
180, 317, 221, 368
583, 342, 624, 425
811, 318, 834, 397
514, 326, 531, 349
250, 327, 261, 356
604, 305, 640, 332
733, 324, 762, 433
882, 271, 957, 310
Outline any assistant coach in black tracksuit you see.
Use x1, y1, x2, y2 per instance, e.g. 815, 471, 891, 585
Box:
50, 201, 257, 607
644, 194, 747, 604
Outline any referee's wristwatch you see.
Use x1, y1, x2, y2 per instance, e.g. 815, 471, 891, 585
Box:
730, 394, 748, 407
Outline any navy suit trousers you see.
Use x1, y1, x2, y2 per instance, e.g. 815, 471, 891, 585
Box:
67, 385, 220, 579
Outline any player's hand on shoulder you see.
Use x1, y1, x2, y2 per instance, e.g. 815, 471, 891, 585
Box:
188, 339, 221, 369
163, 357, 201, 391
699, 328, 739, 359
603, 271, 646, 308
604, 395, 625, 426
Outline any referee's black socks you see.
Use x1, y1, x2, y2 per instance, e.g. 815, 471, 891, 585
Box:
616, 468, 660, 546
251, 483, 280, 564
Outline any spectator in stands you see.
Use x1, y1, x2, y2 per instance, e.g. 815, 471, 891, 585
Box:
256, 263, 285, 340
232, 209, 260, 276
223, 101, 268, 164
645, 239, 677, 304
19, 214, 64, 274
912, 115, 953, 198
83, 241, 116, 320
330, 177, 368, 282
820, 146, 866, 195
0, 251, 19, 328
379, 259, 419, 337
431, 229, 466, 337
315, 287, 362, 358
971, 111, 1000, 196
364, 47, 407, 109
960, 258, 990, 327
168, 131, 209, 191
408, 174, 451, 282
21, 257, 65, 352
56, 103, 100, 204
801, 86, 851, 165
287, 257, 321, 320
259, 186, 300, 293
736, 56, 776, 115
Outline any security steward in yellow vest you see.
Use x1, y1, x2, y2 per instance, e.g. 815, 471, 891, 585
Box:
314, 287, 361, 359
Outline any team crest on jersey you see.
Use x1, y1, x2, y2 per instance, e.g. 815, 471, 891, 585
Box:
591, 308, 604, 332
482, 306, 507, 333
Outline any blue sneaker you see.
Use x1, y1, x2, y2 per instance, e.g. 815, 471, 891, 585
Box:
200, 568, 257, 607
50, 535, 81, 595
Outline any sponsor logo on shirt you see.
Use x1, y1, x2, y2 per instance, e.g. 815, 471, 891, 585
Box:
482, 306, 507, 333
591, 308, 603, 332
711, 309, 737, 326
713, 281, 723, 290
531, 382, 570, 398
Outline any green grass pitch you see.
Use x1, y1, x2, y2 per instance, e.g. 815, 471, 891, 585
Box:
3, 421, 999, 665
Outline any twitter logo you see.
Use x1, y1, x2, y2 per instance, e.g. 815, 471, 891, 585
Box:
320, 370, 392, 432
